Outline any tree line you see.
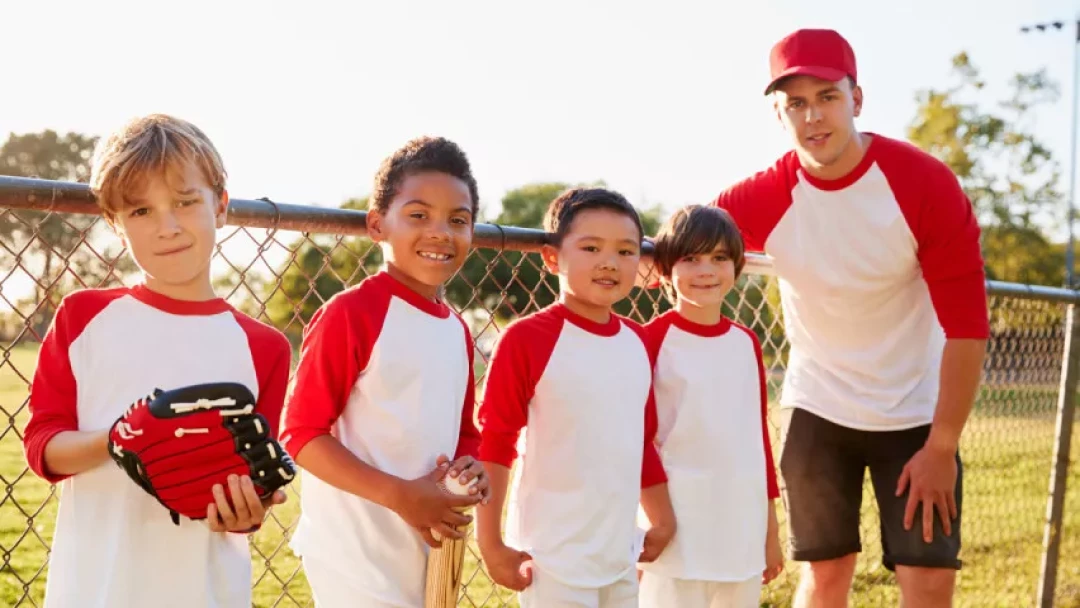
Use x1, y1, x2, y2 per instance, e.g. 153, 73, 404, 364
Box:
0, 52, 1068, 345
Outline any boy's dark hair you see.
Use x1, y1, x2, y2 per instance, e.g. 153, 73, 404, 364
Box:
654, 204, 746, 280
542, 187, 644, 247
370, 136, 479, 219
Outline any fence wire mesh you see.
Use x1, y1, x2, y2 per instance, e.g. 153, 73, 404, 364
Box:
1, 203, 1078, 608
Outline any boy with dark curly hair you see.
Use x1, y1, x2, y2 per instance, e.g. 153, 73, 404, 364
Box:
281, 136, 490, 607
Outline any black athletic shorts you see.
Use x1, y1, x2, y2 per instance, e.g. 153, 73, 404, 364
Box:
778, 407, 963, 571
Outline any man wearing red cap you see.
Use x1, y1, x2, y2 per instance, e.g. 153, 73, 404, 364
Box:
709, 29, 989, 607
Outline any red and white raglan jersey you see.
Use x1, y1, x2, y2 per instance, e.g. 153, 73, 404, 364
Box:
715, 134, 990, 431
21, 284, 291, 608
478, 303, 667, 588
637, 310, 779, 581
280, 271, 480, 607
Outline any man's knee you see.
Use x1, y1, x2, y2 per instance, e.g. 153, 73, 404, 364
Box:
895, 566, 956, 606
796, 553, 858, 604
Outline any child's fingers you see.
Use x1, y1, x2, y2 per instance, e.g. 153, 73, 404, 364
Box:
238, 476, 265, 523
448, 456, 475, 478
443, 509, 473, 528
426, 460, 451, 482
433, 522, 464, 541
260, 489, 288, 509
206, 502, 225, 533
212, 483, 237, 528
418, 527, 441, 548
457, 460, 484, 483
470, 474, 492, 503
515, 555, 534, 589
227, 475, 253, 526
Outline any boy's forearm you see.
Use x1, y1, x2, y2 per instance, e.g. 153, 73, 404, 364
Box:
476, 461, 511, 550
43, 429, 109, 477
294, 434, 405, 511
640, 482, 676, 528
767, 498, 779, 534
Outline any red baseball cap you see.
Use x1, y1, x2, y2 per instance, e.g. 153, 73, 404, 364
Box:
764, 29, 857, 95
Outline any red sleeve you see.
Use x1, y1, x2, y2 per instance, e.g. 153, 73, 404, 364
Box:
749, 328, 780, 499
882, 143, 990, 339
917, 164, 989, 339
23, 289, 124, 484
280, 288, 385, 459
477, 314, 559, 468
232, 313, 292, 439
626, 319, 668, 489
454, 315, 481, 460
640, 384, 667, 488
713, 154, 797, 253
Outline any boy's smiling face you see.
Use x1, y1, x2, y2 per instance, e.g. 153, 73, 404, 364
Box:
109, 161, 226, 300
670, 243, 735, 310
542, 207, 641, 322
367, 171, 474, 300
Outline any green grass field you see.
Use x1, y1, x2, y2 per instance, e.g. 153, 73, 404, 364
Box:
2, 341, 1080, 607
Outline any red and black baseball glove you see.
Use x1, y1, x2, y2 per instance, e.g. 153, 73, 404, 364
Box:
107, 382, 296, 526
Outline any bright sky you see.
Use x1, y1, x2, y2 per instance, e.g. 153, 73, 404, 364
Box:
5, 0, 1078, 216
1, 0, 1078, 310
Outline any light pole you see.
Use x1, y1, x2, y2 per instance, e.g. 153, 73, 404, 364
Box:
1020, 18, 1079, 288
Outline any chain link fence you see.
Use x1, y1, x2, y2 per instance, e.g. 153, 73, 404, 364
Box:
1, 177, 1078, 607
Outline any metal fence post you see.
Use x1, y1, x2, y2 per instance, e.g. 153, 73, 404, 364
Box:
1038, 302, 1080, 607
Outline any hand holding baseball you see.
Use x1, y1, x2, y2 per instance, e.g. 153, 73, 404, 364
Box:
444, 454, 491, 505
394, 455, 481, 547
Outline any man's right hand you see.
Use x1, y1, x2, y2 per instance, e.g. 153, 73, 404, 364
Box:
392, 457, 481, 547
479, 540, 533, 591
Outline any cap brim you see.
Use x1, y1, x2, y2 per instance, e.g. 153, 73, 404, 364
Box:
764, 66, 848, 95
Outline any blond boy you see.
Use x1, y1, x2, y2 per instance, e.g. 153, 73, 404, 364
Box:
22, 114, 291, 608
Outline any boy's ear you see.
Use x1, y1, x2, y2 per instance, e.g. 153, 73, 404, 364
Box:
540, 244, 560, 274
214, 190, 230, 229
366, 209, 385, 243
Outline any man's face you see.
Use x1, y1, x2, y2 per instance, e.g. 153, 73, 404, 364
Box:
774, 75, 863, 174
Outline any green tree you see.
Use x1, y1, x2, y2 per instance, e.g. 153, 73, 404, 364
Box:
907, 52, 1065, 287
446, 181, 666, 323
0, 130, 136, 336
264, 197, 380, 342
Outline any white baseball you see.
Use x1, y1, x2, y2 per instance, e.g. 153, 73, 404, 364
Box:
439, 474, 477, 496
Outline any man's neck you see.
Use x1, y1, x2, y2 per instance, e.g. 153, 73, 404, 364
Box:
800, 132, 872, 182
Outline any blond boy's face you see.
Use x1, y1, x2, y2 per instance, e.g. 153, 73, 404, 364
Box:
109, 162, 227, 298
542, 207, 641, 318
670, 243, 735, 310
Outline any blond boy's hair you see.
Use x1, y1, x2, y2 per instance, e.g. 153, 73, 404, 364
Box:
89, 114, 227, 219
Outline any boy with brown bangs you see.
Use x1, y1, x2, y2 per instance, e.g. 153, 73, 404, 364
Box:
638, 204, 782, 608
22, 114, 291, 608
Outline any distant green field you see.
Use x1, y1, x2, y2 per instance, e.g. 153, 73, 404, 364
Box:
2, 341, 1079, 607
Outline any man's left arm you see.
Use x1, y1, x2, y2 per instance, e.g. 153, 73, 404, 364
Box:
896, 162, 990, 542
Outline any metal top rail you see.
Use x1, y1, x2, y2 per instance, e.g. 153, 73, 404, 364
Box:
2, 175, 1077, 304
